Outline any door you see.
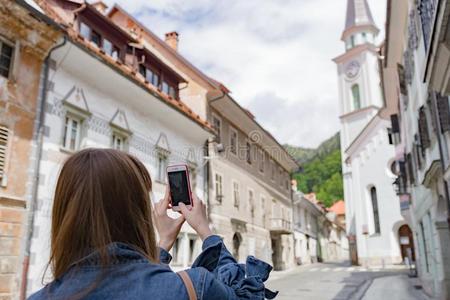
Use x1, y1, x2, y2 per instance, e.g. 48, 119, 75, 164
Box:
398, 225, 415, 262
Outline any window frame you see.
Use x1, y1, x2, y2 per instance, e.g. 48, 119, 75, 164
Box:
370, 186, 381, 234
246, 140, 252, 164
351, 84, 361, 110
258, 148, 264, 173
232, 180, 240, 208
61, 113, 83, 152
111, 128, 129, 152
0, 37, 15, 80
211, 113, 222, 143
215, 172, 224, 203
229, 126, 238, 156
0, 124, 11, 185
248, 188, 255, 217
157, 153, 169, 183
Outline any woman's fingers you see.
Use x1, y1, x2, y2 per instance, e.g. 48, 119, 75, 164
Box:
179, 202, 190, 216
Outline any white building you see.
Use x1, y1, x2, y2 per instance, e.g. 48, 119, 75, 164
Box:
24, 1, 212, 295
333, 0, 406, 266
382, 0, 450, 298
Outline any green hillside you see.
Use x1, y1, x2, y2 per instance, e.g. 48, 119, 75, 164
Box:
285, 132, 343, 207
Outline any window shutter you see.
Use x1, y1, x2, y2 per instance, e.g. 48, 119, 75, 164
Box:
418, 107, 430, 152
437, 94, 450, 132
391, 114, 400, 133
406, 153, 415, 184
397, 64, 408, 95
0, 125, 9, 179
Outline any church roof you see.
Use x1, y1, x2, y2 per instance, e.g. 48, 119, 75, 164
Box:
343, 0, 378, 34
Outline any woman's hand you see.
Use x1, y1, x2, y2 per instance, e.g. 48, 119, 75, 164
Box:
179, 195, 212, 241
153, 188, 185, 252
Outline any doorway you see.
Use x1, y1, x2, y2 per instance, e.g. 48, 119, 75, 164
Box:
232, 232, 242, 261
398, 224, 415, 262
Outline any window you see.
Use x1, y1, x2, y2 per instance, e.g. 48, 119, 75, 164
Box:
258, 149, 264, 173
91, 30, 101, 47
169, 85, 177, 99
362, 32, 367, 42
215, 173, 223, 202
279, 168, 283, 187
246, 141, 251, 164
233, 181, 239, 208
249, 189, 254, 217
351, 84, 361, 110
271, 160, 275, 181
103, 38, 119, 59
350, 35, 355, 48
261, 196, 266, 224
79, 22, 91, 40
62, 115, 82, 151
230, 127, 238, 155
162, 81, 170, 94
0, 125, 9, 180
370, 187, 381, 234
212, 114, 221, 143
112, 132, 127, 151
0, 40, 13, 79
418, 107, 430, 153
157, 155, 168, 183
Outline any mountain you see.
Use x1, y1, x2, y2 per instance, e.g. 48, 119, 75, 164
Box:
285, 132, 340, 165
285, 132, 343, 207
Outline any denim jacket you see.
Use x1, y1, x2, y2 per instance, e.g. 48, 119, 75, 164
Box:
29, 235, 278, 300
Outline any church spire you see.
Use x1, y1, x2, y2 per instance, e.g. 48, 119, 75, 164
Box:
342, 0, 379, 48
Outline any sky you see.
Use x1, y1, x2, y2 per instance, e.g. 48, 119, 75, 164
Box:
103, 0, 387, 149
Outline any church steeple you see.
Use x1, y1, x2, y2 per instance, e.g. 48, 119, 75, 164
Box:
342, 0, 379, 50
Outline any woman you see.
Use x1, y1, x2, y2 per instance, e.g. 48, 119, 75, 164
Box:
29, 148, 277, 300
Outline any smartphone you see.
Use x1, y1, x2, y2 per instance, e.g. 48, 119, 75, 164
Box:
167, 164, 193, 211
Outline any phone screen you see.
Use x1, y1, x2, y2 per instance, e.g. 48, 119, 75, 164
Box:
168, 170, 191, 206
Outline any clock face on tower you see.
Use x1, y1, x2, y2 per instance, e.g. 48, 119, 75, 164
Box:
345, 61, 360, 79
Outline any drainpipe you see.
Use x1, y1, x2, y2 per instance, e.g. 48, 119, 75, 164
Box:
20, 36, 67, 300
430, 92, 450, 231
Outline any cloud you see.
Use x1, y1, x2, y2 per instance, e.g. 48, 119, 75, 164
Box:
103, 0, 387, 148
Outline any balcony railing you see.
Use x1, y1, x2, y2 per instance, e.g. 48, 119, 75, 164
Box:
270, 218, 292, 234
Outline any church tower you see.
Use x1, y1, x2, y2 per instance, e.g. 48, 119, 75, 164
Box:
335, 0, 383, 151
334, 0, 404, 267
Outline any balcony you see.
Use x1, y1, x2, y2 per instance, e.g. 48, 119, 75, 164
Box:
270, 218, 292, 234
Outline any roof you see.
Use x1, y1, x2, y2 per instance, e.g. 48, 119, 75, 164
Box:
344, 0, 377, 31
329, 200, 345, 216
107, 4, 221, 91
342, 0, 379, 40
32, 0, 213, 132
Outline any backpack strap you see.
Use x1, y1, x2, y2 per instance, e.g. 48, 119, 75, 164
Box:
177, 270, 197, 300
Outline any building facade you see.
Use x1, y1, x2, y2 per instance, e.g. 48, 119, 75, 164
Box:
292, 190, 321, 265
106, 3, 299, 271
0, 1, 60, 299
334, 0, 406, 267
383, 0, 450, 298
23, 0, 213, 295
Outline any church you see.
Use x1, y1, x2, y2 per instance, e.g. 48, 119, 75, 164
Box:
333, 0, 406, 266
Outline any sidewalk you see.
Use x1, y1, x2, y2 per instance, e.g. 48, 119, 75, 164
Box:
360, 275, 429, 300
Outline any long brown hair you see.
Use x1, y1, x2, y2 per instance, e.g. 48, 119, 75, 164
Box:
49, 148, 158, 280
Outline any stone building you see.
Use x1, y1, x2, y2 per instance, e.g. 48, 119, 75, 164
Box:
0, 1, 60, 299
106, 3, 299, 270
334, 0, 407, 267
382, 0, 450, 298
23, 0, 213, 295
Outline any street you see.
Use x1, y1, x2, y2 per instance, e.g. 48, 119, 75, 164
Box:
266, 262, 428, 300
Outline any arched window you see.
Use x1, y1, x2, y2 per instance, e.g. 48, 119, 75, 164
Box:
370, 187, 381, 234
352, 84, 361, 110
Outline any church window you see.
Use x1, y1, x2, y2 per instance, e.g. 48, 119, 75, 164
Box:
351, 84, 361, 110
370, 187, 381, 234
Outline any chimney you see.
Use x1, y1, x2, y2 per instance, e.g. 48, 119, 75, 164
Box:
92, 1, 108, 14
165, 31, 179, 51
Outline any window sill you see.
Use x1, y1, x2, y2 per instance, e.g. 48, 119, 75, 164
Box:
60, 146, 77, 155
155, 180, 167, 185
369, 233, 381, 238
